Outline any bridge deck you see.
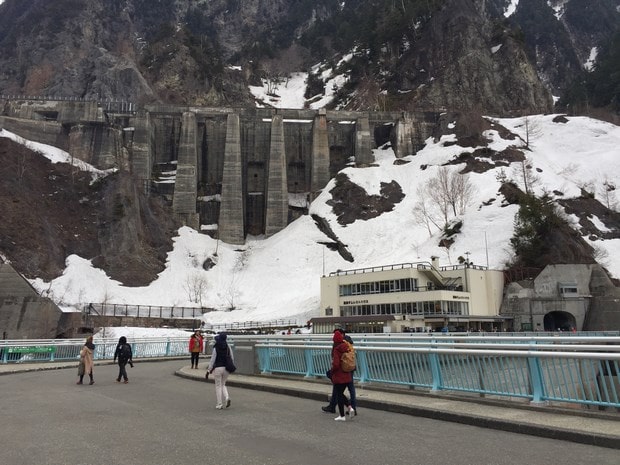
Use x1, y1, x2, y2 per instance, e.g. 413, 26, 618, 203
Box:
2, 359, 618, 449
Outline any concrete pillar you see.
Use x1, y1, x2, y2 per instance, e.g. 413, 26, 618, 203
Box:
219, 113, 245, 245
355, 115, 373, 165
130, 111, 151, 184
172, 111, 199, 228
394, 112, 415, 158
265, 115, 288, 237
311, 109, 330, 192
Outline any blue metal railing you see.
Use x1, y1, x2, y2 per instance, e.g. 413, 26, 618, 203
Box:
254, 334, 620, 409
0, 337, 192, 364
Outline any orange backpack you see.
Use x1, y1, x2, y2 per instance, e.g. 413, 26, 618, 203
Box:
340, 341, 356, 372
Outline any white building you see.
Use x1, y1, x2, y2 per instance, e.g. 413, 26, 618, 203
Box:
313, 257, 506, 334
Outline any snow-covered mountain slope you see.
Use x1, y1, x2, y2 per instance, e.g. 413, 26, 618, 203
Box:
25, 114, 620, 326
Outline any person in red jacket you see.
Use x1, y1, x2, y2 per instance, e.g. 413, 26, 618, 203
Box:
189, 330, 204, 369
330, 330, 353, 421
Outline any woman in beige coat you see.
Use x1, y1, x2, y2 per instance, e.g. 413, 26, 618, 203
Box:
77, 336, 95, 385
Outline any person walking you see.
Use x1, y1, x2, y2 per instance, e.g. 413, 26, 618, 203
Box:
322, 329, 357, 417
76, 335, 95, 385
207, 333, 234, 409
330, 330, 353, 421
113, 336, 133, 384
189, 330, 204, 369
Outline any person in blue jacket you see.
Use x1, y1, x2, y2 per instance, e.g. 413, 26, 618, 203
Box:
208, 333, 234, 409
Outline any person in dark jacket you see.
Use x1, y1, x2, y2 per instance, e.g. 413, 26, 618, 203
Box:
113, 336, 133, 384
330, 330, 353, 421
208, 333, 234, 409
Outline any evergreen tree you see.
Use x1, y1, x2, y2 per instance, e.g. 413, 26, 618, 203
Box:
510, 194, 562, 267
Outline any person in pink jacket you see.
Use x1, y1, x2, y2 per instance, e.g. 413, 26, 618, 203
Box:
330, 330, 353, 421
189, 330, 204, 369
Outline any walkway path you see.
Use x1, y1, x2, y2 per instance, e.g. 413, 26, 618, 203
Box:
0, 358, 620, 465
176, 365, 620, 449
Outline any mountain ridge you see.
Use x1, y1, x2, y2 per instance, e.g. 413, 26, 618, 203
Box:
1, 0, 617, 114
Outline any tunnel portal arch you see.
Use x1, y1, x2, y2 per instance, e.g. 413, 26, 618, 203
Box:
543, 311, 576, 331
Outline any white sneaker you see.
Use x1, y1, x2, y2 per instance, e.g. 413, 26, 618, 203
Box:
348, 407, 355, 419
334, 416, 346, 421
215, 404, 223, 410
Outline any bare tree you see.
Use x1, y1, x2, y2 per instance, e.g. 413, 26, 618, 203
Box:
16, 150, 28, 184
428, 167, 475, 219
598, 178, 617, 210
262, 63, 285, 96
512, 156, 540, 195
522, 116, 542, 150
413, 167, 475, 234
426, 168, 451, 225
450, 169, 475, 215
185, 272, 208, 306
413, 185, 443, 236
226, 269, 239, 310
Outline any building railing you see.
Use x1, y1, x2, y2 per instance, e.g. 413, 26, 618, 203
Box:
329, 261, 488, 277
253, 334, 620, 409
0, 337, 192, 364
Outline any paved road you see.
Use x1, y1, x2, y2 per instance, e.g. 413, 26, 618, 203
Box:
0, 360, 617, 465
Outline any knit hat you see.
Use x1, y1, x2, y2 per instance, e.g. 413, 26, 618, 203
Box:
215, 332, 227, 343
333, 331, 344, 343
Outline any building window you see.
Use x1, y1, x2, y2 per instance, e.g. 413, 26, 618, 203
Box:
340, 300, 468, 318
559, 284, 578, 296
339, 278, 416, 296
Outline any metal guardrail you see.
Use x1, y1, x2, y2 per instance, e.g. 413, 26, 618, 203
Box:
85, 303, 206, 319
0, 95, 136, 113
0, 337, 193, 364
206, 319, 301, 332
254, 334, 620, 409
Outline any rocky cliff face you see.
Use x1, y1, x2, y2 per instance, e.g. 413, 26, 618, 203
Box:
383, 0, 553, 114
0, 137, 178, 285
509, 0, 620, 96
0, 0, 617, 113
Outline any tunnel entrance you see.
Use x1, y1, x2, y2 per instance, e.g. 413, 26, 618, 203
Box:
543, 311, 576, 331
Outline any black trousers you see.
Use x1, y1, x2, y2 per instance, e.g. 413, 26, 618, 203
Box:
191, 352, 200, 366
333, 383, 348, 416
117, 361, 128, 381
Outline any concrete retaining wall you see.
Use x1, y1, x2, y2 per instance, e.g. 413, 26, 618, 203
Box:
2, 99, 439, 243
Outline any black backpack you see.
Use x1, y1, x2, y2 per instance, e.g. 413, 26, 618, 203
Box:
118, 343, 132, 362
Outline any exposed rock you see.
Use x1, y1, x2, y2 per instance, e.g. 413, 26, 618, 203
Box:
0, 138, 178, 285
326, 173, 405, 226
311, 214, 354, 263
394, 0, 553, 114
0, 0, 603, 114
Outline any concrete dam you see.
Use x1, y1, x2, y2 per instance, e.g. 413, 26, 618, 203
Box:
0, 98, 438, 244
